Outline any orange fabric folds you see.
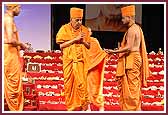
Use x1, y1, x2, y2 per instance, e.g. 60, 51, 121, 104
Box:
4, 44, 24, 111
86, 37, 107, 107
56, 23, 90, 111
118, 52, 142, 111
116, 25, 149, 86
139, 26, 150, 87
115, 25, 149, 110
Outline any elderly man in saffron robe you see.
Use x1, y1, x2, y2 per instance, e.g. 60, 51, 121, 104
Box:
106, 5, 149, 111
56, 7, 91, 111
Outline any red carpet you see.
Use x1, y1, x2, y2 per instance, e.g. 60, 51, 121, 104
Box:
5, 51, 164, 111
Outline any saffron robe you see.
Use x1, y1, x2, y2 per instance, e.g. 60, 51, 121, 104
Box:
56, 23, 91, 111
4, 23, 24, 111
116, 25, 149, 111
86, 37, 107, 107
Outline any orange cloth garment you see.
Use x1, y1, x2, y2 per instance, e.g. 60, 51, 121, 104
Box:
138, 26, 150, 87
121, 5, 135, 17
56, 23, 91, 111
4, 30, 24, 111
70, 7, 83, 18
86, 37, 107, 107
116, 24, 149, 111
118, 52, 142, 111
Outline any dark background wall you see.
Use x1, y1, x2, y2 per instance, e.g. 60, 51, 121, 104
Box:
51, 4, 164, 53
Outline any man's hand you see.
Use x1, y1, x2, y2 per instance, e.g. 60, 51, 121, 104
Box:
74, 32, 86, 43
21, 43, 30, 50
104, 49, 115, 54
11, 39, 18, 44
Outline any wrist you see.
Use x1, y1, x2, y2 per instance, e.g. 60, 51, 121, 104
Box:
81, 41, 84, 44
113, 50, 118, 53
72, 39, 76, 44
19, 42, 23, 46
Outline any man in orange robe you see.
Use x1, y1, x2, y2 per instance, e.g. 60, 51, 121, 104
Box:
106, 5, 149, 111
4, 4, 29, 111
86, 28, 107, 111
56, 7, 91, 111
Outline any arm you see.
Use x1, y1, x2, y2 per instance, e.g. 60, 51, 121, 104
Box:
81, 41, 90, 49
112, 29, 135, 53
60, 32, 89, 50
113, 46, 131, 53
81, 32, 90, 49
60, 39, 76, 50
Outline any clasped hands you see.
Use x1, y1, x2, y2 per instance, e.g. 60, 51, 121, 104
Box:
74, 32, 86, 44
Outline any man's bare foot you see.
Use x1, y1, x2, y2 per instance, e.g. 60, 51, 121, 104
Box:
99, 106, 104, 111
86, 104, 91, 111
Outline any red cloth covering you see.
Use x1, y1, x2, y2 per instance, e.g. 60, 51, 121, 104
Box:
103, 89, 109, 94
35, 80, 64, 85
147, 82, 164, 87
154, 60, 164, 65
148, 54, 156, 59
35, 80, 60, 85
105, 65, 116, 71
156, 54, 164, 59
106, 60, 117, 65
142, 97, 163, 103
89, 103, 100, 111
38, 104, 66, 111
24, 52, 62, 58
108, 54, 118, 59
149, 67, 163, 72
104, 73, 115, 79
142, 105, 164, 111
30, 58, 62, 64
36, 88, 61, 93
142, 90, 164, 96
104, 105, 121, 111
105, 97, 119, 103
109, 89, 119, 95
23, 106, 37, 111
23, 52, 164, 111
38, 96, 65, 101
104, 81, 118, 86
27, 72, 63, 78
147, 75, 164, 80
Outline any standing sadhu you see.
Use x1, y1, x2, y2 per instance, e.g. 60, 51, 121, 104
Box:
56, 7, 91, 111
86, 27, 107, 111
106, 5, 149, 111
4, 4, 29, 111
